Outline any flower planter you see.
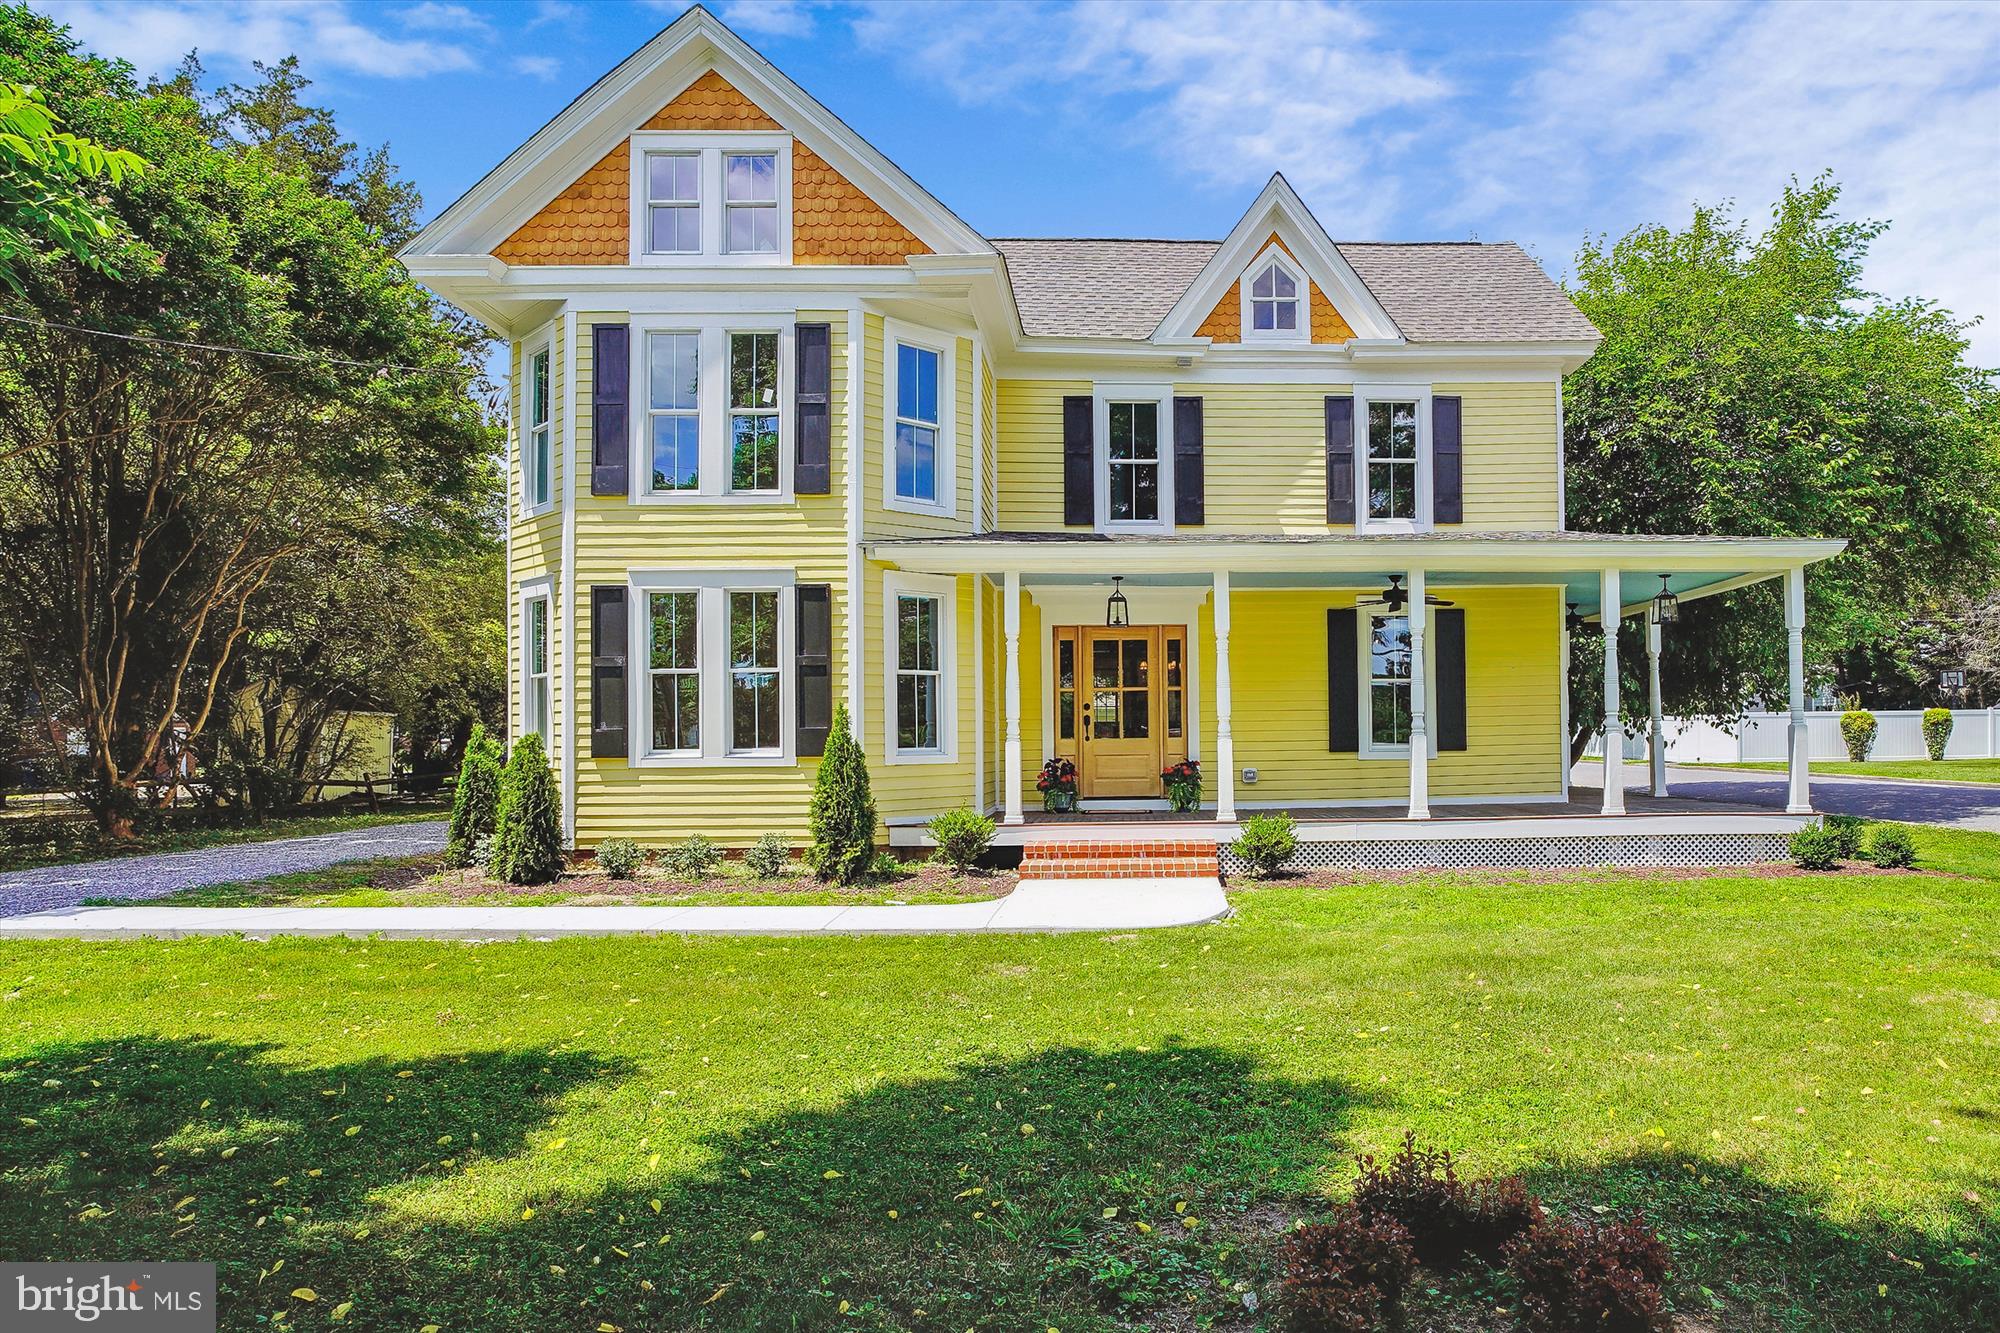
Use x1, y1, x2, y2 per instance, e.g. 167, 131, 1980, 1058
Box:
1042, 789, 1078, 814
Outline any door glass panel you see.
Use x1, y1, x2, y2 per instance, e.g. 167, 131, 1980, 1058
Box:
1122, 689, 1150, 739
1092, 640, 1119, 688
1122, 638, 1149, 686
1091, 689, 1119, 739
1057, 638, 1076, 742
1165, 635, 1184, 738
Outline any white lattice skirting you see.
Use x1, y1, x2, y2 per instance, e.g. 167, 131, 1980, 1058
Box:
1219, 832, 1793, 876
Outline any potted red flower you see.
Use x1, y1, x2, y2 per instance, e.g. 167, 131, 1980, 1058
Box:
1161, 759, 1202, 813
1037, 757, 1079, 812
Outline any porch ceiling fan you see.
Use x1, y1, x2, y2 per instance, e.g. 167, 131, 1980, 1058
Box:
1357, 574, 1455, 613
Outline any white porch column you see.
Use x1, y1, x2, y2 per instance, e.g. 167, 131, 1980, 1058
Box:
1406, 568, 1431, 819
1003, 570, 1023, 825
1785, 565, 1811, 814
1213, 570, 1236, 822
1647, 614, 1668, 797
1599, 567, 1625, 815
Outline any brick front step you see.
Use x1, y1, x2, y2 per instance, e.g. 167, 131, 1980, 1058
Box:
1019, 840, 1220, 881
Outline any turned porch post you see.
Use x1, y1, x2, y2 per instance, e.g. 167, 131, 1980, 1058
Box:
1213, 570, 1237, 822
1785, 565, 1811, 814
1406, 568, 1431, 819
1599, 567, 1625, 815
1003, 570, 1023, 825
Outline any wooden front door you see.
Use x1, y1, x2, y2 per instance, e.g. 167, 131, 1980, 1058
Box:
1082, 626, 1163, 798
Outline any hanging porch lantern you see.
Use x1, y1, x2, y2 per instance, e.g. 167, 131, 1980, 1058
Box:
1565, 601, 1588, 635
1105, 576, 1131, 627
1650, 574, 1680, 626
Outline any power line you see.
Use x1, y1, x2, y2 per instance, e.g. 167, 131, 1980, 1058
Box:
0, 310, 485, 378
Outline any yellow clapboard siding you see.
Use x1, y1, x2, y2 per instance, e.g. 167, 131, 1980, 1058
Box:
1440, 381, 1561, 530
1199, 586, 1564, 802
1184, 382, 1339, 531
862, 315, 976, 537
995, 380, 1083, 530
866, 564, 980, 820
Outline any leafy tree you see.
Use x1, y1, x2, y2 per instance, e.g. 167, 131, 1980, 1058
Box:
489, 732, 563, 885
0, 78, 142, 287
444, 723, 503, 867
0, 6, 496, 835
1563, 176, 2000, 747
807, 705, 876, 884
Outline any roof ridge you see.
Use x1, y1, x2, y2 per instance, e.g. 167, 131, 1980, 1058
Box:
991, 236, 1221, 245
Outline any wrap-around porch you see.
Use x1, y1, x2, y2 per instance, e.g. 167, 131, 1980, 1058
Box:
867, 532, 1845, 855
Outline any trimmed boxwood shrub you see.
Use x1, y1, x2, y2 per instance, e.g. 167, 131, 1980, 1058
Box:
927, 806, 996, 870
444, 724, 503, 868
744, 833, 791, 879
1822, 814, 1865, 861
1922, 707, 1954, 761
489, 732, 564, 885
1789, 824, 1844, 870
597, 837, 644, 879
1230, 812, 1297, 878
1869, 824, 1918, 869
1839, 709, 1878, 761
661, 835, 721, 881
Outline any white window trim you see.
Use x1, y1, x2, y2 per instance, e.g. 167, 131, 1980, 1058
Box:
1353, 383, 1433, 534
1239, 244, 1309, 346
521, 331, 555, 518
627, 569, 796, 767
628, 316, 796, 505
518, 575, 555, 746
881, 319, 958, 518
1356, 607, 1440, 761
627, 132, 793, 267
882, 570, 958, 764
1093, 383, 1175, 533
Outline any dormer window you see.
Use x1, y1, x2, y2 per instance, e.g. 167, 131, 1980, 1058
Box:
1240, 248, 1309, 344
1251, 261, 1298, 331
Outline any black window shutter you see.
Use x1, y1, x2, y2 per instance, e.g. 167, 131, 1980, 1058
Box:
590, 585, 628, 758
591, 324, 629, 497
1062, 395, 1093, 527
796, 583, 833, 756
1173, 395, 1205, 526
1433, 395, 1463, 524
1325, 395, 1355, 524
794, 322, 832, 494
1434, 608, 1467, 751
1327, 607, 1359, 752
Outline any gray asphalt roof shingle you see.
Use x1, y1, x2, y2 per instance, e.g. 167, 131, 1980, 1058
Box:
989, 237, 1599, 344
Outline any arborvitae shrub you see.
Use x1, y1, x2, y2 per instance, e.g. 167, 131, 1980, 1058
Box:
488, 732, 563, 885
444, 724, 503, 867
807, 705, 876, 884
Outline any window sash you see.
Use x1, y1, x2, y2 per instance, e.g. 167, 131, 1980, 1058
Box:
524, 596, 550, 740
646, 591, 700, 754
1106, 401, 1160, 523
723, 153, 779, 254
894, 342, 941, 503
1368, 614, 1414, 747
1366, 400, 1420, 521
895, 594, 941, 752
643, 153, 700, 254
1249, 262, 1300, 332
647, 332, 700, 492
728, 332, 781, 493
528, 348, 552, 508
728, 590, 781, 752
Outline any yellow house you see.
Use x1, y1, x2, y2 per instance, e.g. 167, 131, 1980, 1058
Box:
402, 7, 1841, 870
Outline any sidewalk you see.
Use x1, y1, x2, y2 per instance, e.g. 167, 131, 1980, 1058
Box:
0, 877, 1229, 940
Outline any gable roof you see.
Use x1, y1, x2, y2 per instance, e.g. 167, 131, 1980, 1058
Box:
993, 237, 1597, 344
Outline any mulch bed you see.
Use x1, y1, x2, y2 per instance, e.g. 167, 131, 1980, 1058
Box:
420, 860, 1016, 903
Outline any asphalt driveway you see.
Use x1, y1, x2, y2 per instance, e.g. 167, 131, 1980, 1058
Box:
1660, 765, 2000, 831
0, 820, 447, 917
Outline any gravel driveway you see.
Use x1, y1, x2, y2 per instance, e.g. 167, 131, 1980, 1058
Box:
1659, 765, 2000, 832
0, 820, 447, 917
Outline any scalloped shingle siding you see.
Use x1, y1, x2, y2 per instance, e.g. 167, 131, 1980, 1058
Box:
1193, 232, 1355, 343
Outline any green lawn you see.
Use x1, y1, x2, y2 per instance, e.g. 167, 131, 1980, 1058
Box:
1696, 758, 2000, 784
2, 827, 1995, 1331
0, 806, 446, 874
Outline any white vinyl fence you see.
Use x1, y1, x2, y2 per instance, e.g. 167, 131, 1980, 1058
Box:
1591, 708, 2000, 764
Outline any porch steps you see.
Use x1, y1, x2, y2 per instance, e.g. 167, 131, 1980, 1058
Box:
1018, 839, 1220, 881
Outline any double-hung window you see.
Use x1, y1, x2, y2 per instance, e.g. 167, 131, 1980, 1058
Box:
645, 152, 700, 254
525, 343, 552, 512
728, 332, 780, 493
1107, 401, 1161, 523
894, 342, 940, 504
895, 594, 941, 752
727, 590, 781, 753
1366, 399, 1420, 522
647, 591, 700, 754
523, 594, 551, 742
647, 332, 699, 492
1367, 614, 1413, 748
724, 152, 779, 254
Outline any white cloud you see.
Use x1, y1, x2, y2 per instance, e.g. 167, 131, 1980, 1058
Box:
718, 0, 821, 37
37, 0, 479, 80
512, 54, 561, 81
396, 2, 490, 34
851, 0, 1450, 236
525, 1, 582, 30
1450, 0, 2000, 364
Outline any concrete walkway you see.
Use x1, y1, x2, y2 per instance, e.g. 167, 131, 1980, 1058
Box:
0, 820, 448, 917
0, 876, 1230, 940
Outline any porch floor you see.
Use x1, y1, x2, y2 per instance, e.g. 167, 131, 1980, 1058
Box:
1021, 788, 1770, 825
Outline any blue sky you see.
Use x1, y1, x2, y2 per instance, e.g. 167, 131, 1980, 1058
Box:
35, 0, 2000, 364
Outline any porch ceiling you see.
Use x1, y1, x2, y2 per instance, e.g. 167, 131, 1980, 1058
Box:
865, 532, 1847, 617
